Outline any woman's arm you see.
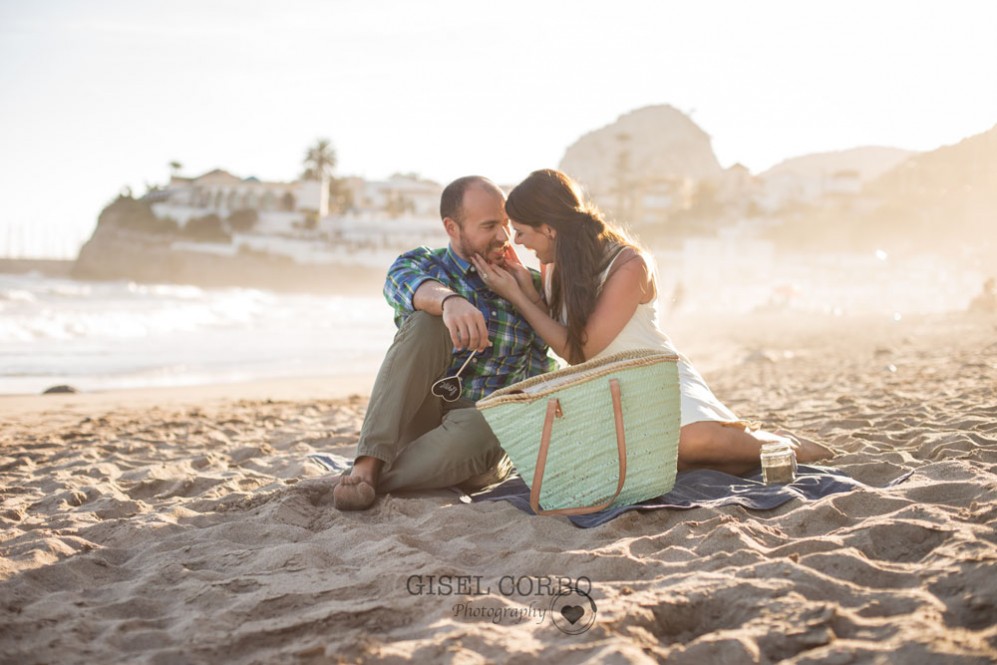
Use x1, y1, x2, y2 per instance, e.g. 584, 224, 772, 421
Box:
471, 253, 570, 356
472, 252, 654, 362
576, 253, 653, 359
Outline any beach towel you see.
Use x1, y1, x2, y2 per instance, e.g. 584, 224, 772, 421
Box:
472, 465, 914, 528
307, 454, 913, 528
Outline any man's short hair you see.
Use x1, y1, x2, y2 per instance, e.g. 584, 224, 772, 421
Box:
440, 176, 501, 225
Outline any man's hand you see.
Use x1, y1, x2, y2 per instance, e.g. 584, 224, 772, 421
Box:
442, 295, 491, 352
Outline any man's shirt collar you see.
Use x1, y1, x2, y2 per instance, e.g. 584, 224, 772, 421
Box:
445, 244, 476, 277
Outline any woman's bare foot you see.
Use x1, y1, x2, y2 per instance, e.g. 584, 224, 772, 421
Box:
773, 428, 835, 463
333, 456, 382, 511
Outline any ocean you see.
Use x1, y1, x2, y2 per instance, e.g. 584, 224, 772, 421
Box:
0, 272, 396, 395
0, 248, 984, 396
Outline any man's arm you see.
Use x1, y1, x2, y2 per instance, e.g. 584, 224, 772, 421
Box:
411, 280, 456, 315
384, 247, 437, 315
384, 248, 490, 352
413, 281, 491, 352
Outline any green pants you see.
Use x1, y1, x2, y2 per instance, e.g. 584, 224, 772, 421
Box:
356, 311, 505, 493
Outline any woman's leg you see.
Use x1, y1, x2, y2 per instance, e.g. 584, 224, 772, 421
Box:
677, 421, 833, 475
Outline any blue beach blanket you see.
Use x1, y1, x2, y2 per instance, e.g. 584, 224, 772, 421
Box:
472, 465, 914, 528
307, 454, 913, 528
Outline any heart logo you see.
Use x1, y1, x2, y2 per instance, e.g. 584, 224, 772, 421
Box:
560, 605, 584, 625
430, 377, 461, 402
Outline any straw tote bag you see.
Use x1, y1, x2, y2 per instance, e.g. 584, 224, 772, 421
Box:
477, 349, 681, 516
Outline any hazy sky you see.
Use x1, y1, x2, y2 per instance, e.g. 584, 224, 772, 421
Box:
2, 0, 996, 257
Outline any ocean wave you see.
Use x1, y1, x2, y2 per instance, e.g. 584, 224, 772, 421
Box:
0, 289, 37, 303
0, 273, 395, 393
126, 282, 206, 299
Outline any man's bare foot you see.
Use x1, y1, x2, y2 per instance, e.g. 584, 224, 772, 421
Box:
333, 455, 382, 511
333, 474, 376, 511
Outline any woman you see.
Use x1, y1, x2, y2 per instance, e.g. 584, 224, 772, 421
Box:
471, 169, 832, 474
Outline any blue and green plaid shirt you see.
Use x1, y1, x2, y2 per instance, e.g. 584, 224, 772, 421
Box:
384, 245, 557, 401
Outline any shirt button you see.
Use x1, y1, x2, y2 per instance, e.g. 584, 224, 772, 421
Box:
491, 311, 497, 316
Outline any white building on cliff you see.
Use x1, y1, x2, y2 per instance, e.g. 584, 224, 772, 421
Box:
145, 169, 447, 266
149, 169, 324, 233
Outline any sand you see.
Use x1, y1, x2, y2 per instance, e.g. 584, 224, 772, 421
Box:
1, 312, 995, 664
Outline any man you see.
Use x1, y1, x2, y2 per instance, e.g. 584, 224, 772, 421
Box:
333, 176, 556, 510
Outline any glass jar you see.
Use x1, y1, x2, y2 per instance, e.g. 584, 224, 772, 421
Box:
760, 441, 797, 485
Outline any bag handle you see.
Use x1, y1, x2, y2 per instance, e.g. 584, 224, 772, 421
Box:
529, 378, 628, 516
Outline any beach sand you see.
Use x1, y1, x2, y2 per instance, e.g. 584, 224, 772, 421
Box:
1, 312, 995, 663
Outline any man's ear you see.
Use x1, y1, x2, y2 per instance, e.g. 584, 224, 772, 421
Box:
443, 217, 461, 242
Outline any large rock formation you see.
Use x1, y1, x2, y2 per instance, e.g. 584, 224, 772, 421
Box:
558, 105, 725, 204
73, 225, 387, 294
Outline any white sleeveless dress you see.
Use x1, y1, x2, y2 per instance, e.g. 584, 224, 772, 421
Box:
547, 250, 740, 428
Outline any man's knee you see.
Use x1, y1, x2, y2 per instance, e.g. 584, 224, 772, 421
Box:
443, 408, 499, 448
402, 310, 445, 332
398, 311, 450, 347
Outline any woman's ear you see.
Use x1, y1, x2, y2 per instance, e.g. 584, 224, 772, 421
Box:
543, 224, 556, 239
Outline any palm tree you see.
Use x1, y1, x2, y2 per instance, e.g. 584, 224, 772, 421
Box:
169, 160, 182, 176
302, 138, 336, 217
301, 138, 336, 181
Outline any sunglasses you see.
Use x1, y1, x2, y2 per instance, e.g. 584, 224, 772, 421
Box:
430, 351, 477, 402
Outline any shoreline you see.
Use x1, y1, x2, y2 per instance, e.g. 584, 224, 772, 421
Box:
0, 257, 74, 277
3, 309, 987, 415
0, 372, 376, 419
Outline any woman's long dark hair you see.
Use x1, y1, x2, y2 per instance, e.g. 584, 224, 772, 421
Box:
506, 169, 641, 364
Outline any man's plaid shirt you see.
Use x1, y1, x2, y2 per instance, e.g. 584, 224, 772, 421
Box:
384, 245, 557, 401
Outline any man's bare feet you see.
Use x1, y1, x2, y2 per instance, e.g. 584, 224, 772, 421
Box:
333, 456, 382, 511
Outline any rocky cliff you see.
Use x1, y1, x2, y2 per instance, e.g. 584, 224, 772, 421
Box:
559, 105, 724, 200
73, 226, 386, 294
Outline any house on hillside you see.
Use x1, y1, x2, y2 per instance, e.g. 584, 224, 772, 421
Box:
144, 168, 447, 263
324, 174, 445, 249
756, 168, 865, 213
627, 175, 695, 226
338, 174, 442, 220
150, 169, 324, 233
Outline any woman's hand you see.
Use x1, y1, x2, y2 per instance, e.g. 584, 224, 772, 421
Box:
501, 245, 537, 297
471, 254, 522, 302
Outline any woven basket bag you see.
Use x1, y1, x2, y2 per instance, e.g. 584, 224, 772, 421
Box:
476, 349, 680, 516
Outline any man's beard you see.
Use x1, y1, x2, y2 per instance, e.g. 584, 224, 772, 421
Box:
459, 237, 508, 266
